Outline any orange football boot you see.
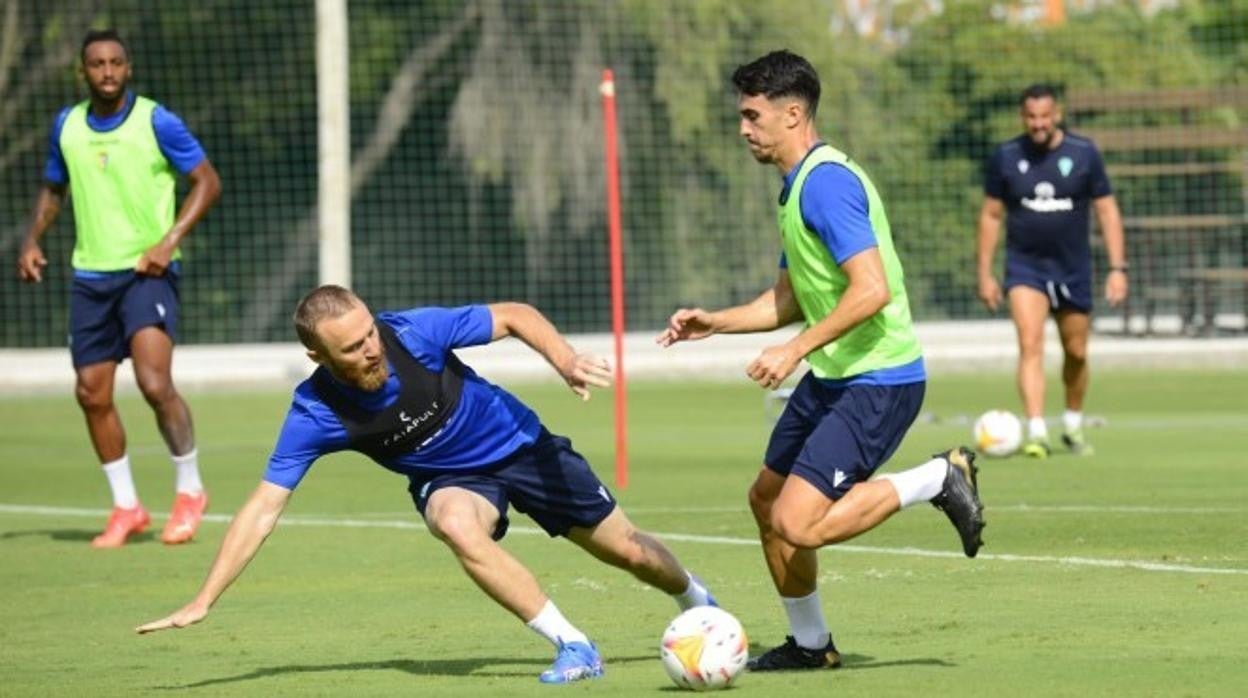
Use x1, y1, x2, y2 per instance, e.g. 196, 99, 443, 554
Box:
91, 504, 151, 548
161, 491, 208, 545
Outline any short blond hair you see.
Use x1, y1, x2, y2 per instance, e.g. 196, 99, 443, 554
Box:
293, 285, 362, 349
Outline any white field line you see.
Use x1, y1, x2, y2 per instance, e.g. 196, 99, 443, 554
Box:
627, 504, 1246, 515
2, 503, 1245, 577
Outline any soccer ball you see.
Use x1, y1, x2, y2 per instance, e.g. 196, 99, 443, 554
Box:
659, 606, 748, 691
973, 409, 1023, 457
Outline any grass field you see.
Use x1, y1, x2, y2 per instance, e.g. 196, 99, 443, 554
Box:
1, 369, 1245, 696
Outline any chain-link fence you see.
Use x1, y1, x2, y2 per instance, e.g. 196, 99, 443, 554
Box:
2, 0, 1245, 347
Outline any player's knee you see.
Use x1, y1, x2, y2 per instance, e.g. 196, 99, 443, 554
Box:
747, 481, 774, 527
1064, 344, 1088, 364
136, 375, 176, 407
1018, 337, 1045, 359
74, 380, 112, 413
770, 510, 819, 548
426, 508, 488, 551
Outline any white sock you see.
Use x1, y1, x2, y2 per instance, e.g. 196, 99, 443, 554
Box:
526, 600, 589, 647
673, 572, 713, 610
102, 455, 138, 509
1028, 416, 1049, 440
781, 591, 830, 650
172, 448, 203, 494
879, 457, 946, 509
1063, 410, 1083, 434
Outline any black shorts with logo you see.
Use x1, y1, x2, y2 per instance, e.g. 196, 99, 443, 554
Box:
407, 427, 617, 540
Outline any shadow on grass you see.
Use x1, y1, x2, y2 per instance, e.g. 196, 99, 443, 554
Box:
650, 651, 955, 692
158, 654, 657, 689
743, 643, 955, 672
0, 528, 156, 544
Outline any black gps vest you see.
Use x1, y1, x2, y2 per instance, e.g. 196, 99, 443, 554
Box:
311, 321, 466, 462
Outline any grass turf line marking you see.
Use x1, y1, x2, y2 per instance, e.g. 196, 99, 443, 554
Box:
1, 503, 1245, 576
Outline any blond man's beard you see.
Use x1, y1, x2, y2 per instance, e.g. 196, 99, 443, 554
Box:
337, 349, 388, 391
355, 363, 388, 391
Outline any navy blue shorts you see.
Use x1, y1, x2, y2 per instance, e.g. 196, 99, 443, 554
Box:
69, 269, 181, 368
1005, 263, 1091, 314
407, 428, 617, 540
764, 372, 925, 500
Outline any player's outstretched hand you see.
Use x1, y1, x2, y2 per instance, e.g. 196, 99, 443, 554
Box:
564, 353, 612, 401
135, 602, 208, 634
656, 308, 715, 347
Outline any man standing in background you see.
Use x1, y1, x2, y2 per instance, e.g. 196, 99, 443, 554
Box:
16, 29, 221, 546
976, 83, 1127, 457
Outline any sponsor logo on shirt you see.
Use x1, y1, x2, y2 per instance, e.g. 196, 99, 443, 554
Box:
1021, 181, 1073, 213
383, 405, 439, 448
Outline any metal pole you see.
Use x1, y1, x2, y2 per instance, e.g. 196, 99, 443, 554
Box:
316, 0, 351, 287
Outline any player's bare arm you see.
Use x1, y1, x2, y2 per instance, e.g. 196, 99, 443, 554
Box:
16, 184, 67, 283
136, 481, 291, 634
976, 196, 1006, 311
656, 272, 801, 347
489, 302, 610, 401
1094, 194, 1128, 306
135, 159, 222, 276
746, 249, 890, 390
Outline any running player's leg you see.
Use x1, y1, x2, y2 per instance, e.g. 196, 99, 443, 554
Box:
424, 486, 547, 619
567, 507, 712, 606
749, 467, 819, 597
422, 481, 603, 684
500, 429, 714, 607
769, 474, 899, 548
1009, 285, 1052, 455
1055, 309, 1090, 412
1055, 307, 1093, 454
747, 466, 840, 671
746, 374, 838, 671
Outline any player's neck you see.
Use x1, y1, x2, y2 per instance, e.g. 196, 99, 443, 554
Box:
1045, 129, 1065, 150
776, 129, 821, 174
89, 91, 129, 118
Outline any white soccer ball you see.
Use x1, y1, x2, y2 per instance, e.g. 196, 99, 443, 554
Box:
973, 409, 1023, 457
659, 606, 748, 691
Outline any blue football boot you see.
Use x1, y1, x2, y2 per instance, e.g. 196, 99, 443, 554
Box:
538, 640, 604, 684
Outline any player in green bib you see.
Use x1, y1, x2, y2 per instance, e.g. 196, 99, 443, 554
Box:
658, 50, 985, 671
16, 29, 221, 548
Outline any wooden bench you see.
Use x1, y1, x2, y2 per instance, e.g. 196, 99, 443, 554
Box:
1066, 87, 1248, 335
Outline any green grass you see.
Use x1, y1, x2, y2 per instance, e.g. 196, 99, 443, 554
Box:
1, 370, 1246, 696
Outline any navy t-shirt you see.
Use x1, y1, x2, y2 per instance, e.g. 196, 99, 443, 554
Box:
984, 132, 1112, 281
263, 305, 542, 490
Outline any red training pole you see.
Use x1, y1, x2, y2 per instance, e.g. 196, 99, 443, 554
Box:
600, 68, 628, 489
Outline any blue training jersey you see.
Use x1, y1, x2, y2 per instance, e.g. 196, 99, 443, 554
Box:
43, 91, 207, 185
264, 305, 542, 490
984, 132, 1112, 281
776, 144, 925, 387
